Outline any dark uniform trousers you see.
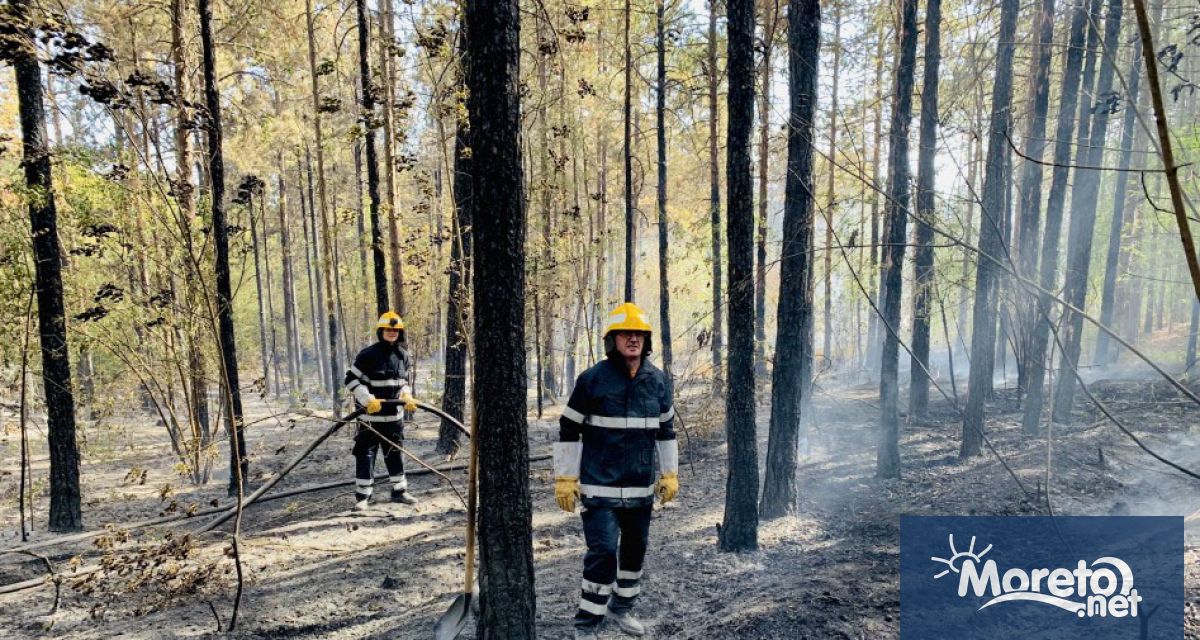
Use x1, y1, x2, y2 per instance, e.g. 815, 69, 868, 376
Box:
558, 356, 676, 631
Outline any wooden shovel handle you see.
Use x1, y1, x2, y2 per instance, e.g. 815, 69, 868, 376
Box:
463, 407, 479, 594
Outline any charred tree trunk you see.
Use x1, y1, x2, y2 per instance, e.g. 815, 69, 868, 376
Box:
1052, 0, 1123, 422
200, 0, 248, 494
709, 0, 724, 391
1014, 0, 1057, 402
658, 0, 675, 383
719, 0, 758, 552
436, 56, 473, 458
171, 0, 213, 440
908, 0, 941, 419
754, 1, 777, 380
960, 0, 1018, 458
821, 6, 840, 370
356, 0, 389, 314
1019, 0, 1094, 435
464, 0, 536, 635
1095, 41, 1143, 365
878, 0, 919, 478
760, 0, 819, 520
12, 0, 82, 530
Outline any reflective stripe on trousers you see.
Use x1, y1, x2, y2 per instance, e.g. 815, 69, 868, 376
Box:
574, 503, 652, 629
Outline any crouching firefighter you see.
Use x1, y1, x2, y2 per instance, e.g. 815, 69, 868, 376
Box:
345, 311, 420, 510
554, 302, 679, 640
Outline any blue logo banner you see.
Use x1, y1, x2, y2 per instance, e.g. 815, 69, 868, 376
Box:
900, 516, 1182, 639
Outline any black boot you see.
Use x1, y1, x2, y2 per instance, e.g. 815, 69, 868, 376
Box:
391, 488, 418, 505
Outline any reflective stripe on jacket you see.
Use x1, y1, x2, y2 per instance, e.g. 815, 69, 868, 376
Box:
344, 341, 412, 420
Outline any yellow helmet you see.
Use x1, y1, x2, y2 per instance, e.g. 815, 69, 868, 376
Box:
376, 311, 405, 330
604, 302, 652, 337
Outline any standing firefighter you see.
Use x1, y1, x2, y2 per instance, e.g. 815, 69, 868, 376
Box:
345, 311, 419, 510
554, 302, 679, 639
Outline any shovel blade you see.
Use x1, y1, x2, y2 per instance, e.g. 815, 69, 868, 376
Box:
433, 593, 471, 640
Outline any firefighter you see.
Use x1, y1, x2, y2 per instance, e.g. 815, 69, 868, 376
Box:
345, 311, 420, 510
554, 302, 679, 639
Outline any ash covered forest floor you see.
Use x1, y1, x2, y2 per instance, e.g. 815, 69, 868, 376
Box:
1, 375, 1199, 639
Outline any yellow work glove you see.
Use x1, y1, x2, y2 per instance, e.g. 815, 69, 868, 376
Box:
364, 397, 382, 414
401, 393, 418, 413
555, 476, 581, 512
656, 472, 678, 504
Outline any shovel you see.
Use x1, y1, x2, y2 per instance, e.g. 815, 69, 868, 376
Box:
433, 407, 479, 640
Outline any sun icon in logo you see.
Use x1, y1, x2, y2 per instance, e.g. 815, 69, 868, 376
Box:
931, 534, 992, 580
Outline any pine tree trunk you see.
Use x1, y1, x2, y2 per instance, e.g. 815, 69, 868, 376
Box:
960, 0, 1019, 458
436, 59, 473, 458
719, 0, 759, 552
13, 0, 83, 530
304, 0, 342, 407
275, 152, 301, 394
909, 0, 941, 419
760, 0, 819, 520
1014, 0, 1057, 403
865, 31, 885, 376
657, 0, 675, 382
822, 6, 840, 370
754, 1, 776, 380
199, 0, 248, 495
877, 0, 919, 478
380, 0, 406, 315
1095, 40, 1144, 365
1019, 0, 1095, 435
1187, 301, 1199, 372
623, 0, 635, 302
171, 0, 213, 438
1053, 0, 1123, 422
249, 191, 272, 395
709, 0, 724, 391
355, 0, 389, 314
464, 1, 536, 635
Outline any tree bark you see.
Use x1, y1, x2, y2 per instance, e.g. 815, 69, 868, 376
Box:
464, 0, 536, 635
1019, 0, 1094, 435
623, 0, 635, 302
1014, 0, 1057, 403
380, 0, 406, 315
657, 0, 675, 383
275, 151, 301, 394
719, 0, 758, 552
1095, 39, 1144, 365
960, 0, 1019, 458
877, 0, 919, 478
355, 0, 390, 314
12, 0, 83, 531
1131, 0, 1200, 305
248, 190, 272, 395
908, 0, 941, 419
760, 0, 819, 520
821, 5, 841, 371
754, 0, 777, 380
304, 0, 342, 407
709, 0, 724, 391
199, 0, 248, 494
1052, 0, 1124, 422
437, 51, 473, 458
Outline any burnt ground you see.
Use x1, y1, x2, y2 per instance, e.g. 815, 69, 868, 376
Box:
0, 376, 1198, 639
